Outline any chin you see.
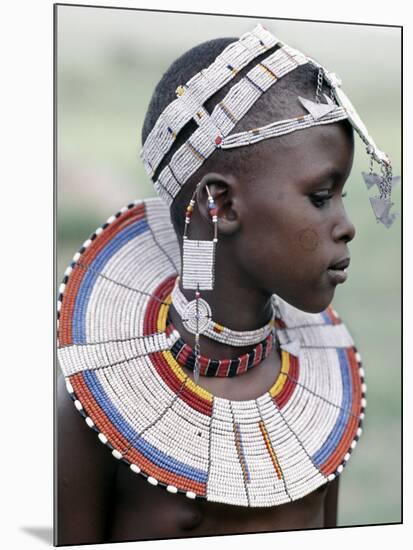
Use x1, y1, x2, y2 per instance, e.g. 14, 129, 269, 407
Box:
280, 288, 334, 315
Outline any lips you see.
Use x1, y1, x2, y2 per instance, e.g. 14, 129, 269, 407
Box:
327, 257, 350, 285
328, 257, 350, 270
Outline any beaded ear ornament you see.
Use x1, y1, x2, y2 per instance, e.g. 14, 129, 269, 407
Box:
181, 184, 218, 382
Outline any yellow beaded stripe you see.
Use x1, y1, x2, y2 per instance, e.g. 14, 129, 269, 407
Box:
258, 63, 278, 80
259, 420, 283, 480
186, 141, 205, 161
269, 350, 290, 398
234, 421, 251, 483
158, 294, 213, 403
157, 294, 289, 402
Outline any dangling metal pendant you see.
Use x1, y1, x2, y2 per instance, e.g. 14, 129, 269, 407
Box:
298, 94, 336, 120
362, 171, 400, 191
369, 196, 399, 228
182, 297, 212, 335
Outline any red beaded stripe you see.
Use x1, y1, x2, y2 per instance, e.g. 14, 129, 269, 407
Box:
59, 204, 146, 346
143, 275, 176, 336
150, 351, 213, 417
237, 354, 249, 375
274, 353, 299, 410
274, 317, 288, 330
216, 359, 232, 377
70, 372, 206, 495
325, 305, 342, 325
319, 347, 362, 475
142, 276, 213, 416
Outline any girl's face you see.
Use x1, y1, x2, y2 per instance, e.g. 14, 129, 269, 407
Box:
234, 121, 356, 313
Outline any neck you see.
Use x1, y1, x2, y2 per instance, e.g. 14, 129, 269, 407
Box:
169, 259, 274, 359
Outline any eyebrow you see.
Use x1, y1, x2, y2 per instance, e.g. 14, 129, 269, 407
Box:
303, 167, 345, 189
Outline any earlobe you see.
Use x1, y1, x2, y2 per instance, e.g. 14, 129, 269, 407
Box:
196, 173, 241, 235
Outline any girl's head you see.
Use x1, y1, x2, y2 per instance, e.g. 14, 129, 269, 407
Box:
140, 26, 394, 313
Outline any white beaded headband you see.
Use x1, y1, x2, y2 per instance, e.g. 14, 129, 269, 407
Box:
140, 24, 399, 228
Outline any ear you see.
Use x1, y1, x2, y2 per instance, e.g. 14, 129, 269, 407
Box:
195, 172, 241, 236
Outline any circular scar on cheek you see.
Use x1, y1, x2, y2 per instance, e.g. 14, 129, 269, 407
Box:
296, 228, 319, 251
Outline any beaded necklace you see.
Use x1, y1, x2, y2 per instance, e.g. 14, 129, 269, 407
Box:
171, 275, 275, 346
166, 319, 275, 377
57, 198, 366, 507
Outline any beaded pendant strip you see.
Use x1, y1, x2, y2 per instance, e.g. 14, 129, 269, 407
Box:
166, 320, 275, 377
140, 24, 399, 227
171, 275, 275, 346
57, 198, 366, 507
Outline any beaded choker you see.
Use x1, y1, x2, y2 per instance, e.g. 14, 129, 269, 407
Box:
166, 319, 275, 377
171, 275, 275, 347
57, 198, 366, 508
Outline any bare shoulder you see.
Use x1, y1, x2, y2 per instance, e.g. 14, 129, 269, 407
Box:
56, 370, 118, 545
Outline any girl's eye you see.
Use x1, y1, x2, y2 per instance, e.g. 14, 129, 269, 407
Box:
310, 191, 347, 208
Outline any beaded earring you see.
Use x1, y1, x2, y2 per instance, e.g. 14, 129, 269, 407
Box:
181, 184, 218, 382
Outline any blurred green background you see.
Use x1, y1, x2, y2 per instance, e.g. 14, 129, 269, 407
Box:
56, 6, 401, 527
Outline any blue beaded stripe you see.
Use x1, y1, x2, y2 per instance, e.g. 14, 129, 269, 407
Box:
83, 369, 208, 484
311, 348, 352, 467
244, 74, 265, 94
72, 218, 150, 345
321, 310, 334, 324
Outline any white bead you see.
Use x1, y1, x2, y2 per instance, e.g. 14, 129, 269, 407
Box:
82, 238, 92, 249
85, 417, 94, 428
351, 440, 357, 449
356, 427, 363, 437
337, 464, 344, 473
74, 399, 83, 411
186, 491, 196, 499
64, 265, 72, 276
95, 227, 103, 235
360, 412, 365, 420
355, 352, 362, 362
73, 251, 81, 262
57, 301, 61, 312
130, 464, 141, 474
327, 474, 336, 481
98, 433, 108, 444
167, 485, 178, 493
359, 367, 365, 377
65, 380, 74, 394
147, 476, 158, 486
361, 398, 367, 408
59, 283, 66, 294
344, 453, 351, 461
112, 449, 122, 460
361, 383, 367, 393
107, 215, 116, 224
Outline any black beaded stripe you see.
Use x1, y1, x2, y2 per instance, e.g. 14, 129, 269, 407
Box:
168, 320, 273, 378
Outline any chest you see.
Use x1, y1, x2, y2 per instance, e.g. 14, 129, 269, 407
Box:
107, 462, 327, 542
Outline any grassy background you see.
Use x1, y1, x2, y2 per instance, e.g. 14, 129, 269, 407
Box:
56, 6, 401, 526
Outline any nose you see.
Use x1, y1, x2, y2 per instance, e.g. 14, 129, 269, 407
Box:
332, 206, 356, 243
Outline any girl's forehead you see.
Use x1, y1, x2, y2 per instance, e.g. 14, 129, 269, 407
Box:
253, 122, 354, 184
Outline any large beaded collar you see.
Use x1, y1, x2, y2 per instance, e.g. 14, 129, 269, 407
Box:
57, 198, 366, 507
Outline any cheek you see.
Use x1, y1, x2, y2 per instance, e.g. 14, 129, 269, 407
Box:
295, 228, 320, 252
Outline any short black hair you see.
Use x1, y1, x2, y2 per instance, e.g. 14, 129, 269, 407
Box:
141, 35, 340, 236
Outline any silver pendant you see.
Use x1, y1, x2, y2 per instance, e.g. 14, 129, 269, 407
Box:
362, 172, 400, 190
369, 196, 399, 228
298, 95, 337, 120
182, 298, 212, 335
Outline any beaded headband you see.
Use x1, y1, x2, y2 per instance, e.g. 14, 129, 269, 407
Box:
140, 23, 399, 228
